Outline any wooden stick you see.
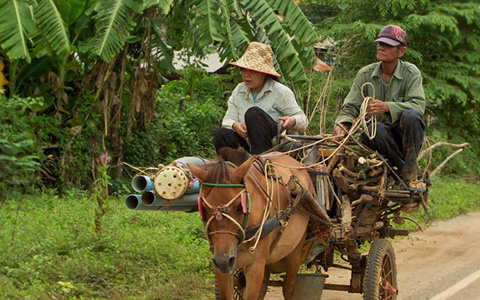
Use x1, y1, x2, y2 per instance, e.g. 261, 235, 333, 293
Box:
418, 142, 469, 160
430, 148, 464, 178
339, 165, 362, 179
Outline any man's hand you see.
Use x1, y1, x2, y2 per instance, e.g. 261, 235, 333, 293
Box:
333, 123, 349, 141
278, 116, 296, 130
366, 99, 389, 115
232, 122, 248, 139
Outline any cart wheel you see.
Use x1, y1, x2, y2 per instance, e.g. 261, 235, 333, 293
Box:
363, 239, 397, 300
215, 277, 220, 300
233, 269, 246, 300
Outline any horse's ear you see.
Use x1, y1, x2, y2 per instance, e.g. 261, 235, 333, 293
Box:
188, 164, 208, 182
235, 156, 254, 178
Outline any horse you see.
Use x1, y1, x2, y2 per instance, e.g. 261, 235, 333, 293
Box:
188, 147, 314, 300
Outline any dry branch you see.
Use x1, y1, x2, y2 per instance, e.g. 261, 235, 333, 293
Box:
430, 148, 464, 178
418, 142, 469, 160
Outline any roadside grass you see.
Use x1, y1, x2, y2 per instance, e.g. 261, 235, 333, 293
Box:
0, 190, 214, 300
427, 176, 480, 219
1, 176, 479, 299
399, 175, 480, 231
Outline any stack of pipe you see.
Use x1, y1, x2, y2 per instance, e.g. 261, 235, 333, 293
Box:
125, 157, 209, 212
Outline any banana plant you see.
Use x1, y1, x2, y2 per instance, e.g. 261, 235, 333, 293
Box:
1, 0, 317, 90
192, 0, 319, 85
0, 0, 35, 62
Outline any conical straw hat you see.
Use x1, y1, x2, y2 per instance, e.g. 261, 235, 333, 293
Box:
229, 42, 281, 77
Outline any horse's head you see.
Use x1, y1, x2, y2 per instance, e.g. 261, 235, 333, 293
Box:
189, 153, 254, 274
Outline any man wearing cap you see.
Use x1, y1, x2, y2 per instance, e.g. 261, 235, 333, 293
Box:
333, 25, 426, 185
213, 41, 308, 154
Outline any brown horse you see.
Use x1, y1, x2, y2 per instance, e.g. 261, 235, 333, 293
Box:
188, 148, 314, 300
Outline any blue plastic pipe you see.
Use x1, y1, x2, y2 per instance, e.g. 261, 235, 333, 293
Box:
125, 194, 161, 211
131, 175, 154, 193
141, 191, 198, 207
125, 194, 197, 212
186, 179, 200, 194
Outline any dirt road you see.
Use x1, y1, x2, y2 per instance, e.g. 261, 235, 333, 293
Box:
264, 211, 480, 300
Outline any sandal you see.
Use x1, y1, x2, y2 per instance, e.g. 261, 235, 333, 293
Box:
408, 180, 427, 192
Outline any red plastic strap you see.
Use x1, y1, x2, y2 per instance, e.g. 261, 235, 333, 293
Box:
241, 192, 247, 213
381, 280, 397, 300
198, 196, 205, 219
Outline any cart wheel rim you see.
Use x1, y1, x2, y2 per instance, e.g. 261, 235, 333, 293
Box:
379, 253, 397, 299
363, 239, 397, 300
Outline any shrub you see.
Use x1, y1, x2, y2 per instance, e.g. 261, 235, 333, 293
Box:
124, 68, 233, 167
0, 96, 43, 197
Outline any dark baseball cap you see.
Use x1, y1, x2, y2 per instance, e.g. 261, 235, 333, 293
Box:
374, 25, 408, 47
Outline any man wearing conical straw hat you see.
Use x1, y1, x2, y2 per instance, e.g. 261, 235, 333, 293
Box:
213, 41, 308, 154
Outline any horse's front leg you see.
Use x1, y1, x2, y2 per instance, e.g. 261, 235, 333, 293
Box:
243, 263, 266, 300
257, 267, 270, 300
282, 231, 307, 300
215, 270, 234, 300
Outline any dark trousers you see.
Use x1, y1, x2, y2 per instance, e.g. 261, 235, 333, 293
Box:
361, 109, 425, 181
213, 107, 277, 154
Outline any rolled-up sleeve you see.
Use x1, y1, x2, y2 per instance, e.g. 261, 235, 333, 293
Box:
277, 88, 308, 133
335, 75, 364, 124
221, 89, 240, 129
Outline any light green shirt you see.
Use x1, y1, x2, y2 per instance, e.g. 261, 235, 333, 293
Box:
222, 77, 308, 133
335, 60, 426, 125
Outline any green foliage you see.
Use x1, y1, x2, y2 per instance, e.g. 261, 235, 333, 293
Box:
124, 68, 232, 166
293, 70, 351, 135
0, 96, 42, 196
0, 0, 321, 190
424, 126, 480, 177
192, 0, 319, 85
1, 0, 318, 89
86, 0, 142, 62
0, 0, 478, 188
0, 191, 213, 299
0, 0, 35, 62
35, 0, 71, 56
92, 151, 112, 243
427, 176, 480, 219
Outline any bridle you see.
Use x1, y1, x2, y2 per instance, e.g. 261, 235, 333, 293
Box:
198, 182, 252, 244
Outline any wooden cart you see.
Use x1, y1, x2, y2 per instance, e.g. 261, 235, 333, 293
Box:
231, 135, 429, 300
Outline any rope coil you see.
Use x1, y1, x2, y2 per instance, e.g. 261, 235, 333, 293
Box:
360, 82, 378, 140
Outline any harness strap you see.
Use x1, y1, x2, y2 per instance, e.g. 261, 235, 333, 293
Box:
205, 211, 247, 243
201, 188, 245, 210
244, 215, 281, 241
202, 183, 244, 187
199, 184, 251, 244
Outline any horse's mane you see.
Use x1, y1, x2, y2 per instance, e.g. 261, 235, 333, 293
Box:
204, 147, 251, 183
218, 147, 251, 167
